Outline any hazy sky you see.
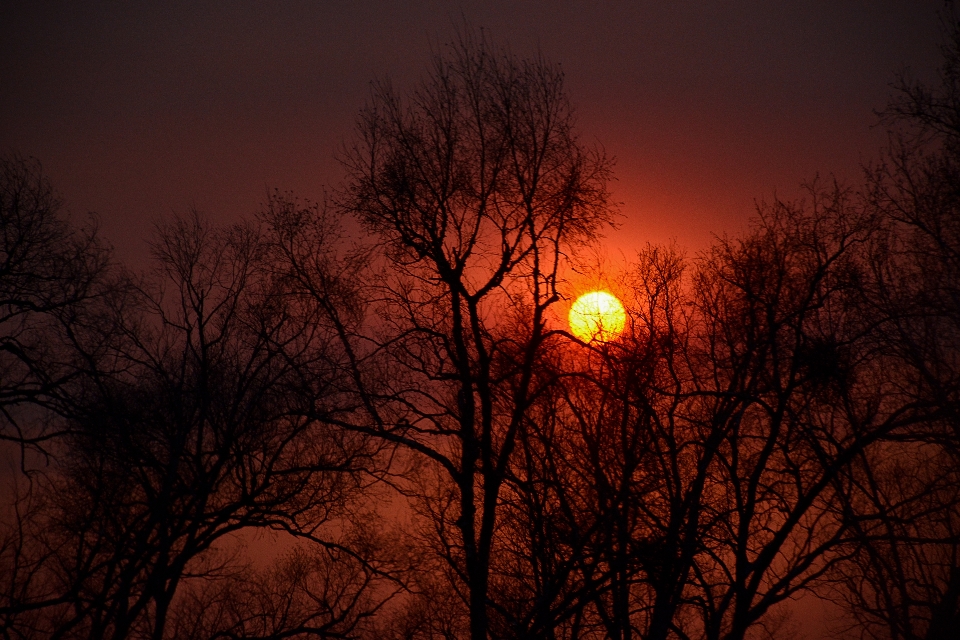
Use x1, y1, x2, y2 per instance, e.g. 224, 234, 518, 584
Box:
0, 1, 945, 265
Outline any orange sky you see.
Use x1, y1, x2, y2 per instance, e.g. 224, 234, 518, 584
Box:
0, 1, 944, 266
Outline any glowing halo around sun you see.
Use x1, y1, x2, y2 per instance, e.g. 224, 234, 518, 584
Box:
568, 291, 627, 343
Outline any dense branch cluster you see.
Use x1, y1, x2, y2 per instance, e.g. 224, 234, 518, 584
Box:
2, 30, 959, 640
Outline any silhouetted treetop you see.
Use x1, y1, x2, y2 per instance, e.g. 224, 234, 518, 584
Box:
341, 33, 615, 285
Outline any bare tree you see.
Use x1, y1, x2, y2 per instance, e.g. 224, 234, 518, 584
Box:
828, 13, 960, 639
165, 532, 402, 640
490, 183, 949, 640
0, 210, 390, 639
0, 153, 112, 453
680, 185, 885, 640
271, 32, 615, 640
478, 245, 685, 640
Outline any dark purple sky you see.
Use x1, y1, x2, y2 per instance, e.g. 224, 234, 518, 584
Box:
0, 1, 944, 265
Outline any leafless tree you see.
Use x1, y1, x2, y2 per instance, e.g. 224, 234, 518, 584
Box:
680, 185, 888, 640
0, 210, 392, 639
0, 153, 112, 454
478, 245, 685, 640
271, 32, 615, 640
827, 13, 960, 639
491, 183, 949, 640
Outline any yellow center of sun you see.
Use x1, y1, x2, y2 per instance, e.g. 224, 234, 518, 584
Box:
568, 291, 626, 342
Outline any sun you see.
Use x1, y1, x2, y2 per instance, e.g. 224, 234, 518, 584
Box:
568, 291, 626, 342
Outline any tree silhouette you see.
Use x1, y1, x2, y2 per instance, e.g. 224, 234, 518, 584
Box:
0, 211, 393, 639
0, 153, 111, 454
273, 32, 615, 640
829, 14, 960, 639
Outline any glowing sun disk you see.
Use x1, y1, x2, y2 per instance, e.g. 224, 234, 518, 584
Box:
569, 291, 626, 342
